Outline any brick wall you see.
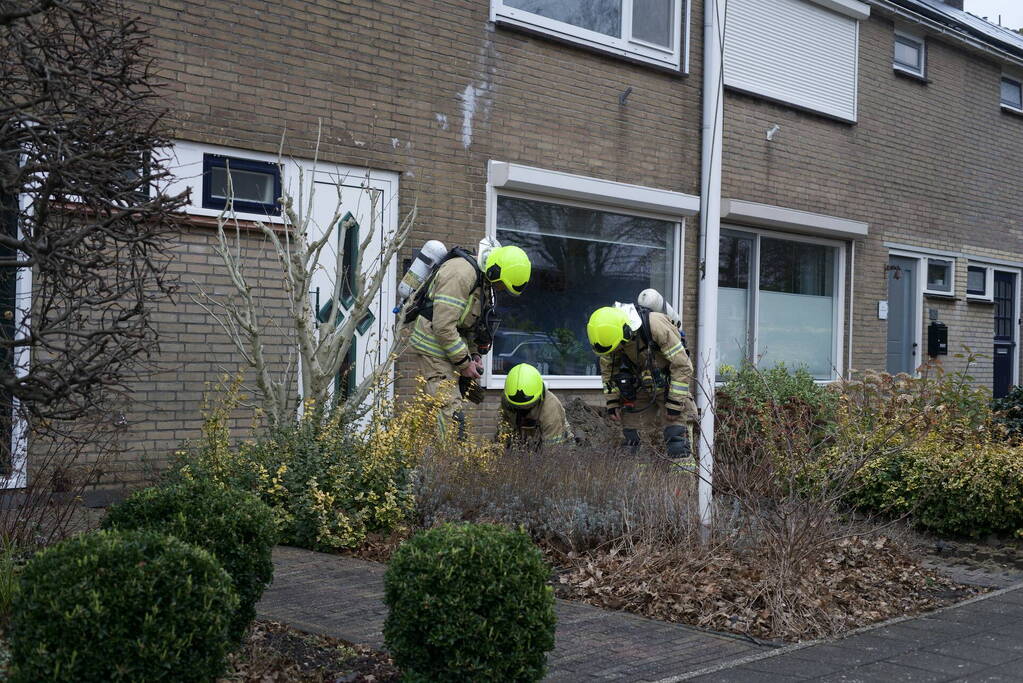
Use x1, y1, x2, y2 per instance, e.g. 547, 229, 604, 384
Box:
721, 7, 1023, 387
96, 0, 706, 486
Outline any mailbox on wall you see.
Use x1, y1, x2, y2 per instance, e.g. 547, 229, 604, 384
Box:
928, 320, 948, 356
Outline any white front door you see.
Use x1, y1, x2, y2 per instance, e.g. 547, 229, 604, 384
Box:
308, 171, 398, 399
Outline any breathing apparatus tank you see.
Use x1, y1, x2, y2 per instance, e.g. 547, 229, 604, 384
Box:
637, 288, 682, 329
394, 239, 448, 313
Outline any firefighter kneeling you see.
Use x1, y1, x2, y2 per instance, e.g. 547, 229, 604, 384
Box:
497, 363, 574, 450
586, 304, 697, 463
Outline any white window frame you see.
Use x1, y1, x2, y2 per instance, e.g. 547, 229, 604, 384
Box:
490, 0, 689, 72
484, 161, 697, 390
720, 224, 847, 382
924, 256, 955, 296
893, 29, 926, 78
966, 263, 995, 302
1001, 75, 1023, 113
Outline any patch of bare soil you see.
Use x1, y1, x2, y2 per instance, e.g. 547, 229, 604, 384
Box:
552, 536, 982, 643
223, 621, 398, 682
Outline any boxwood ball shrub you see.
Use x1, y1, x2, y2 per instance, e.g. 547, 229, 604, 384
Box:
9, 529, 238, 682
384, 523, 556, 682
102, 481, 276, 642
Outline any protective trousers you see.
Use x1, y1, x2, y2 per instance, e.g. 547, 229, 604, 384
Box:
414, 352, 465, 440
621, 388, 692, 459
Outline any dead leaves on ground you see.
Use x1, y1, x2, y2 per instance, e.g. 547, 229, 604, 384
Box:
553, 536, 980, 642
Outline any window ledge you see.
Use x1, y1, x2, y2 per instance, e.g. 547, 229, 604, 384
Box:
1001, 104, 1023, 117
492, 17, 684, 74
893, 67, 929, 84
966, 295, 995, 303
923, 292, 957, 300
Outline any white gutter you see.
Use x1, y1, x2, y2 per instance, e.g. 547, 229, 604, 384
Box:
696, 0, 724, 536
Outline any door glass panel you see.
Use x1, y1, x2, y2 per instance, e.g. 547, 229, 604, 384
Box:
633, 0, 673, 47
757, 238, 835, 378
995, 274, 1014, 341
717, 233, 751, 374
504, 0, 623, 37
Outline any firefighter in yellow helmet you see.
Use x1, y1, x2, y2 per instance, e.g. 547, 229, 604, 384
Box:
497, 363, 574, 450
408, 244, 531, 439
587, 304, 696, 461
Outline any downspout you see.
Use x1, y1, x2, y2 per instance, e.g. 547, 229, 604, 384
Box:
847, 241, 855, 376
696, 0, 724, 535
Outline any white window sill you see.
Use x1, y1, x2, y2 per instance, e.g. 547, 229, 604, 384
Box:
493, 15, 682, 72
923, 291, 955, 299
487, 374, 604, 391
967, 294, 995, 303
1001, 104, 1023, 117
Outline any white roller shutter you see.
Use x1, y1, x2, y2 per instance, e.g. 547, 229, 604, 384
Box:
723, 0, 866, 122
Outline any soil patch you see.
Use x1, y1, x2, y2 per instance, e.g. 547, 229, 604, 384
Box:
224, 620, 398, 682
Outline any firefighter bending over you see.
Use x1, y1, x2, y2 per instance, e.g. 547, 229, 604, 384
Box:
408, 244, 531, 439
586, 304, 697, 461
497, 363, 574, 450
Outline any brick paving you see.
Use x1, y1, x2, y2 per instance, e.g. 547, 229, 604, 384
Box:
257, 546, 1023, 682
257, 546, 762, 682
680, 584, 1023, 682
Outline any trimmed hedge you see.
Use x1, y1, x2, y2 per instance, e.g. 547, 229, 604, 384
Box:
103, 481, 276, 642
9, 529, 237, 682
384, 523, 556, 682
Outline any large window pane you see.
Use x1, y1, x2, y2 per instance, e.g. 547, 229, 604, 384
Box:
717, 234, 751, 373
633, 0, 673, 47
495, 196, 674, 376
757, 238, 836, 378
504, 0, 622, 37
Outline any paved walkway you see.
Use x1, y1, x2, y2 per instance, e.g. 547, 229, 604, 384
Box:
257, 546, 1023, 682
257, 546, 762, 682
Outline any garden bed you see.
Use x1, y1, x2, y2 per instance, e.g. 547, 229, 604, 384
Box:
224, 621, 398, 682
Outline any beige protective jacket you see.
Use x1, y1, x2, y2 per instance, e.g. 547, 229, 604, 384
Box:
409, 257, 483, 372
498, 390, 574, 448
599, 311, 694, 414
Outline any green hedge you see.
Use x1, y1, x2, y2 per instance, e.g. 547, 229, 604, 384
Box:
103, 481, 276, 642
384, 523, 556, 682
9, 529, 237, 682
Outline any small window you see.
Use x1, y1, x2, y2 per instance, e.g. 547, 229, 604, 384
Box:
1001, 76, 1023, 111
893, 32, 925, 77
492, 0, 685, 70
967, 264, 994, 301
925, 258, 954, 295
202, 154, 281, 215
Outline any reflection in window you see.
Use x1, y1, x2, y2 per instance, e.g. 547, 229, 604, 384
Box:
1002, 77, 1023, 110
715, 233, 839, 380
967, 265, 988, 297
633, 0, 673, 47
494, 196, 675, 376
893, 34, 923, 75
757, 238, 835, 377
504, 0, 622, 37
926, 258, 952, 293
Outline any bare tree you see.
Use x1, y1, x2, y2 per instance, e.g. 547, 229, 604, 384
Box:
196, 144, 416, 427
1, 0, 185, 432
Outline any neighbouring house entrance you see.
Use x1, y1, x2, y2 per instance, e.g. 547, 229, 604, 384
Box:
993, 270, 1017, 398
886, 255, 918, 375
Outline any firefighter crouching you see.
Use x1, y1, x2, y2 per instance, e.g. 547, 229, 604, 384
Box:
586, 304, 697, 461
497, 363, 574, 450
408, 244, 531, 439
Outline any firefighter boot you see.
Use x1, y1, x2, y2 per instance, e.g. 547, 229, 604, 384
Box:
664, 425, 695, 472
622, 428, 641, 455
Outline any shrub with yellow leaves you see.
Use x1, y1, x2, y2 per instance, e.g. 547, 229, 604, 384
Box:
172, 378, 497, 552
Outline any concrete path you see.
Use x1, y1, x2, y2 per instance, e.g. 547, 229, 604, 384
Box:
257, 546, 762, 682
257, 546, 1023, 682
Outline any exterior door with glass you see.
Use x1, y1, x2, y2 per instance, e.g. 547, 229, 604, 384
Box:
993, 270, 1016, 398
886, 256, 918, 375
309, 173, 397, 400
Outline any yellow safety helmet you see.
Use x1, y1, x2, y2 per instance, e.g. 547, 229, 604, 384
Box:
503, 363, 544, 407
484, 245, 531, 296
587, 306, 631, 355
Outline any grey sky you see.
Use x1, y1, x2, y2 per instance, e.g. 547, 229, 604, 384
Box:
964, 0, 1023, 31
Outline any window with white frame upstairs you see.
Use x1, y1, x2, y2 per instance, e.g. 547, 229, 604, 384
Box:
492, 0, 686, 70
893, 30, 925, 78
